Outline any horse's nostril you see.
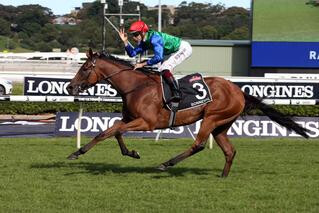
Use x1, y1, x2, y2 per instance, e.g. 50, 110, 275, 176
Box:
66, 85, 74, 95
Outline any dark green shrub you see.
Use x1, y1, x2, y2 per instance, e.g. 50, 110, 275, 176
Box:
0, 102, 122, 114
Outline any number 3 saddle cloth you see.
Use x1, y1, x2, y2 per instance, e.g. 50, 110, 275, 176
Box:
161, 73, 212, 111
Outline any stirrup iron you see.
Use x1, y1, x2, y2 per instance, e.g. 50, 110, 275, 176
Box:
168, 102, 179, 129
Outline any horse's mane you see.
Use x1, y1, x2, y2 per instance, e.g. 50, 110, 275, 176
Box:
98, 52, 160, 76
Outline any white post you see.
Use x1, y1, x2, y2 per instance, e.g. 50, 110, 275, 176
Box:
186, 126, 196, 140
155, 130, 161, 141
158, 0, 162, 32
76, 107, 83, 149
208, 134, 214, 149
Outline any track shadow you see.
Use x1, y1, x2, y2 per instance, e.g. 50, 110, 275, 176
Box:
30, 161, 215, 178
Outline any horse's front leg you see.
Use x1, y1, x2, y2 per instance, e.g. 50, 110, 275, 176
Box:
67, 120, 124, 160
67, 118, 151, 160
115, 133, 140, 159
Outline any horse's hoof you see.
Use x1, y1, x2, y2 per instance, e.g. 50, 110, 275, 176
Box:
220, 173, 228, 178
67, 153, 78, 160
156, 164, 168, 171
132, 150, 140, 159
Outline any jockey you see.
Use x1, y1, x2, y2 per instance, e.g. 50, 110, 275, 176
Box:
119, 20, 192, 102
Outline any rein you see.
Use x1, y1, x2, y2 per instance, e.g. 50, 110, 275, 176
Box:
92, 56, 159, 96
103, 68, 132, 81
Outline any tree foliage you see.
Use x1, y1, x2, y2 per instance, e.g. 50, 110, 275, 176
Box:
0, 1, 250, 52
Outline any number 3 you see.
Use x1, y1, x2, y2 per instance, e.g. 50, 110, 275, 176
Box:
193, 83, 207, 100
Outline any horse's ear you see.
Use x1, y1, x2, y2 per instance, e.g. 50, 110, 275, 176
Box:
86, 48, 93, 59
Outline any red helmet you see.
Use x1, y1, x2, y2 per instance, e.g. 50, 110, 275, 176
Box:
129, 20, 149, 33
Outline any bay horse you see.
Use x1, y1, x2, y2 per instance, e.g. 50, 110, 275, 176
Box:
66, 49, 309, 177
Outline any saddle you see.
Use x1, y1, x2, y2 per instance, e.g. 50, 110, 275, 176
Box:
161, 73, 212, 111
136, 68, 212, 127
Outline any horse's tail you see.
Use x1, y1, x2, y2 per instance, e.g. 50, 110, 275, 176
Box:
242, 92, 310, 138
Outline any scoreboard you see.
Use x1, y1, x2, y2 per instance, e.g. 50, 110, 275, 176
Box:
251, 0, 319, 68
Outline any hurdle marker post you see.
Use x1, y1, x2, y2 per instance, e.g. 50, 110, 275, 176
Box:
208, 134, 214, 149
76, 107, 83, 149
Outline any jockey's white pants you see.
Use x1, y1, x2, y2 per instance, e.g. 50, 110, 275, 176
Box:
159, 40, 192, 72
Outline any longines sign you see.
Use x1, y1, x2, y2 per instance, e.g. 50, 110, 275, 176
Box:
24, 77, 120, 97
234, 82, 319, 99
25, 77, 319, 101
55, 112, 319, 138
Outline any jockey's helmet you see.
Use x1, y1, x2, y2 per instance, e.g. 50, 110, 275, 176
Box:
129, 20, 149, 33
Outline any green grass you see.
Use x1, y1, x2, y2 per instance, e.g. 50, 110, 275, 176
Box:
0, 137, 318, 212
253, 0, 319, 41
12, 83, 23, 95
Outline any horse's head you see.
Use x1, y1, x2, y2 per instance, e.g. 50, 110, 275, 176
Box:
67, 49, 101, 96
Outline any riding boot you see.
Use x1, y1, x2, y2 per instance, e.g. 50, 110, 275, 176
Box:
162, 70, 181, 103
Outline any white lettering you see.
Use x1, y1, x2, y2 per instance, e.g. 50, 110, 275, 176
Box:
108, 85, 117, 96
26, 80, 38, 93
38, 81, 52, 94
91, 117, 110, 132
50, 81, 65, 94
244, 120, 261, 136
309, 51, 317, 60
59, 116, 74, 131
272, 122, 287, 136
75, 116, 93, 132
305, 121, 319, 137
241, 85, 314, 98
260, 120, 272, 136
95, 84, 108, 96
228, 120, 244, 136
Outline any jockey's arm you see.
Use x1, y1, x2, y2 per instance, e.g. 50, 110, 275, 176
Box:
125, 43, 144, 57
146, 35, 164, 66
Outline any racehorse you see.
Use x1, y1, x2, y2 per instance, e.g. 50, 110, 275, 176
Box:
66, 49, 309, 177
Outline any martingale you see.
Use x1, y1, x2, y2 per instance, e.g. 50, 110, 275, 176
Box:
161, 73, 212, 111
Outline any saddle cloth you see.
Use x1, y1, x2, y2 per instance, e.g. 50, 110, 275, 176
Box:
161, 73, 212, 111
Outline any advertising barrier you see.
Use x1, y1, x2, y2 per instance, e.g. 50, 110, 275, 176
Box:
55, 112, 319, 138
23, 76, 319, 105
24, 77, 120, 98
228, 77, 319, 105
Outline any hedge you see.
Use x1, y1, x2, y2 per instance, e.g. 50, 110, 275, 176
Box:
0, 102, 122, 115
247, 105, 319, 117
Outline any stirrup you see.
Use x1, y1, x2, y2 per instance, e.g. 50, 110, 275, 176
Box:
168, 102, 179, 128
167, 95, 181, 103
167, 89, 182, 103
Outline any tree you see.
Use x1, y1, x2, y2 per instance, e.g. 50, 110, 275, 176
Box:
0, 18, 11, 36
40, 24, 59, 42
222, 26, 249, 40
37, 41, 51, 52
15, 5, 52, 33
0, 2, 250, 52
201, 25, 217, 39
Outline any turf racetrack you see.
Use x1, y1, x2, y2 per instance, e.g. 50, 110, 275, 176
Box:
1, 137, 318, 212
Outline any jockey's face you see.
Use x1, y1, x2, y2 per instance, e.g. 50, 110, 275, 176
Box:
132, 32, 144, 43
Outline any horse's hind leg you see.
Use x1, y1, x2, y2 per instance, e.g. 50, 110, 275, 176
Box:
157, 119, 213, 171
212, 122, 236, 178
